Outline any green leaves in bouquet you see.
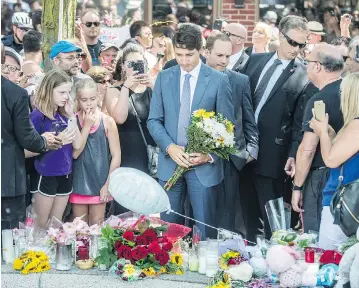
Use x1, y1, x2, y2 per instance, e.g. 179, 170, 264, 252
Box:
186, 123, 213, 155
165, 262, 179, 274
154, 225, 168, 234
95, 225, 122, 267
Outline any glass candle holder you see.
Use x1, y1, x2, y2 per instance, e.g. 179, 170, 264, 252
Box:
77, 245, 89, 261
198, 241, 207, 274
206, 239, 219, 277
305, 247, 315, 263
56, 243, 73, 271
188, 249, 199, 272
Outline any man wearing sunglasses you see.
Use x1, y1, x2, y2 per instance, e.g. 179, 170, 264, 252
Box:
2, 12, 33, 54
240, 15, 311, 241
223, 23, 249, 73
80, 9, 102, 66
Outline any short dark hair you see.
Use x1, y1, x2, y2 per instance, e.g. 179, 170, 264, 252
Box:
172, 23, 202, 51
331, 36, 351, 47
23, 30, 42, 53
130, 21, 150, 38
29, 9, 42, 31
317, 52, 344, 72
205, 33, 230, 52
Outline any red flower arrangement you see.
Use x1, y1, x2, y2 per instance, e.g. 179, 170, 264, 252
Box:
123, 231, 135, 241
155, 250, 170, 266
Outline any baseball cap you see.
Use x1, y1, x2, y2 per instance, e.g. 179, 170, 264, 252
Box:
99, 42, 120, 55
4, 46, 23, 67
50, 40, 82, 59
308, 21, 326, 35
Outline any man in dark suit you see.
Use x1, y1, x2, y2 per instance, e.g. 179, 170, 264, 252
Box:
240, 16, 311, 240
1, 43, 62, 230
204, 33, 259, 233
223, 23, 250, 73
148, 24, 235, 239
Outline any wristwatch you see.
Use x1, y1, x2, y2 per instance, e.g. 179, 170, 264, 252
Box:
292, 181, 303, 191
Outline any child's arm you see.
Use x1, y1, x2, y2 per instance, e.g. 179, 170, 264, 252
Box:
100, 115, 121, 202
73, 111, 95, 159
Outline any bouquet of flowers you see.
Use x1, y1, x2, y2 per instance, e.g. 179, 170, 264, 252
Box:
164, 109, 237, 191
13, 250, 50, 275
219, 250, 247, 270
96, 215, 188, 280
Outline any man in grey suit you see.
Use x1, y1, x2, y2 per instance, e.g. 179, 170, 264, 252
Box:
204, 33, 259, 233
148, 24, 235, 239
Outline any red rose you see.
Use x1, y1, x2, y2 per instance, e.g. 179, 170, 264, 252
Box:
135, 235, 148, 246
114, 241, 122, 250
123, 231, 135, 241
228, 258, 237, 265
158, 236, 169, 244
148, 241, 161, 254
155, 249, 170, 266
117, 245, 132, 260
131, 246, 149, 261
162, 242, 173, 252
143, 229, 158, 244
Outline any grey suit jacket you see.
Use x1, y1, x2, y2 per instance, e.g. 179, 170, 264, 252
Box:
224, 69, 259, 171
147, 63, 235, 187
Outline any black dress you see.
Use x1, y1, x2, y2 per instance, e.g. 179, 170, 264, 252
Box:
114, 86, 156, 214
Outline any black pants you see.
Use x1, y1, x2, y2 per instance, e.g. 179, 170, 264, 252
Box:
239, 164, 284, 241
302, 168, 329, 233
1, 195, 26, 230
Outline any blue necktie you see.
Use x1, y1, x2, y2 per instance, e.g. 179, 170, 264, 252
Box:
177, 73, 192, 146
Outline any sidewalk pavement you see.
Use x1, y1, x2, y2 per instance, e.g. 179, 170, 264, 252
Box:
1, 264, 210, 288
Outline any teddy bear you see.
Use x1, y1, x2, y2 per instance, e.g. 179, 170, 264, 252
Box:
266, 245, 317, 288
336, 227, 359, 288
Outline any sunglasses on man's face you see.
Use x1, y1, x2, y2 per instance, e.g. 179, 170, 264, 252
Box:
282, 33, 307, 49
224, 31, 245, 40
17, 26, 31, 32
84, 22, 100, 28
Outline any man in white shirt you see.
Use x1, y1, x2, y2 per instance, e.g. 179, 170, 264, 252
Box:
223, 23, 249, 72
148, 24, 234, 239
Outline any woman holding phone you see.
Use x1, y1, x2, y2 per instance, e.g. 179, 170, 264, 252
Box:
104, 43, 155, 214
310, 72, 359, 249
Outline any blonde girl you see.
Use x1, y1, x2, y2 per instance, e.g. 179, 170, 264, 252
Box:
28, 69, 82, 229
70, 79, 121, 225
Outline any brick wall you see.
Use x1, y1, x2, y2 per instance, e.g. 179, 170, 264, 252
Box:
221, 0, 259, 47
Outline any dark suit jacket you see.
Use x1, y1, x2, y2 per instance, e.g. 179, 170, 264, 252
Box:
1, 77, 46, 197
232, 51, 250, 73
244, 46, 253, 57
223, 69, 259, 171
163, 55, 206, 70
241, 53, 310, 179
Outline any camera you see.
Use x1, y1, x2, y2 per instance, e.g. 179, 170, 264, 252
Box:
127, 60, 145, 74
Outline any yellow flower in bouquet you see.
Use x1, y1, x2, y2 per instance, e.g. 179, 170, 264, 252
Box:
14, 250, 51, 275
142, 267, 157, 276
222, 251, 239, 259
208, 281, 231, 288
160, 267, 167, 274
13, 258, 25, 270
123, 264, 136, 276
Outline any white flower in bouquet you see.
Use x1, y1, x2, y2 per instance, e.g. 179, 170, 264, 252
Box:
227, 262, 253, 282
62, 222, 76, 238
73, 217, 89, 231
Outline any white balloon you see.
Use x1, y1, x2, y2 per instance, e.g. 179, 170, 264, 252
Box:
109, 168, 171, 215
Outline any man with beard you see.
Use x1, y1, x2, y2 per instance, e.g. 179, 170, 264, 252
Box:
50, 41, 91, 99
80, 9, 102, 66
2, 12, 33, 54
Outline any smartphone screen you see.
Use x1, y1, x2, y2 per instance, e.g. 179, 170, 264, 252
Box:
133, 61, 145, 75
67, 118, 77, 131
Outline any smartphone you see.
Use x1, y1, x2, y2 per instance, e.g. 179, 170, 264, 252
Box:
132, 60, 145, 75
157, 52, 165, 62
314, 100, 326, 121
67, 118, 78, 131
213, 19, 223, 31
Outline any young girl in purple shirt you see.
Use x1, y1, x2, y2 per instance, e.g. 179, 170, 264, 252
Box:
27, 69, 82, 229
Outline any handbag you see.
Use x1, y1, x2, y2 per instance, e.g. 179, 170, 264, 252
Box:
330, 165, 359, 237
129, 95, 159, 178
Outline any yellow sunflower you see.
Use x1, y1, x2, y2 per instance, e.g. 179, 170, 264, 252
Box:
160, 266, 167, 274
142, 267, 156, 276
170, 253, 183, 266
193, 109, 207, 118
13, 258, 25, 270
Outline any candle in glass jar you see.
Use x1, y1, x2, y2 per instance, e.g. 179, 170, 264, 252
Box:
305, 248, 315, 263
78, 246, 89, 260
189, 256, 199, 272
198, 256, 207, 274
2, 229, 15, 264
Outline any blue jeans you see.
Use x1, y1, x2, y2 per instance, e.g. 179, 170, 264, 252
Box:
160, 170, 218, 239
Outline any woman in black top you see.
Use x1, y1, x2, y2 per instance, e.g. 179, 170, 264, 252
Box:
104, 43, 155, 214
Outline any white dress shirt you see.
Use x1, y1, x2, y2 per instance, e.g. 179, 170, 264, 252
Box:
180, 60, 202, 108
227, 49, 244, 70
254, 53, 292, 123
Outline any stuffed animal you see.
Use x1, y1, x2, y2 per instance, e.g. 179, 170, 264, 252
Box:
249, 249, 267, 278
336, 228, 359, 288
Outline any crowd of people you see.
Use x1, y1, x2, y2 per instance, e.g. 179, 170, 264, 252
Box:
1, 1, 359, 250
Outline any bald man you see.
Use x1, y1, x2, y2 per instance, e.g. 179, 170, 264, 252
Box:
223, 23, 249, 72
291, 43, 344, 233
